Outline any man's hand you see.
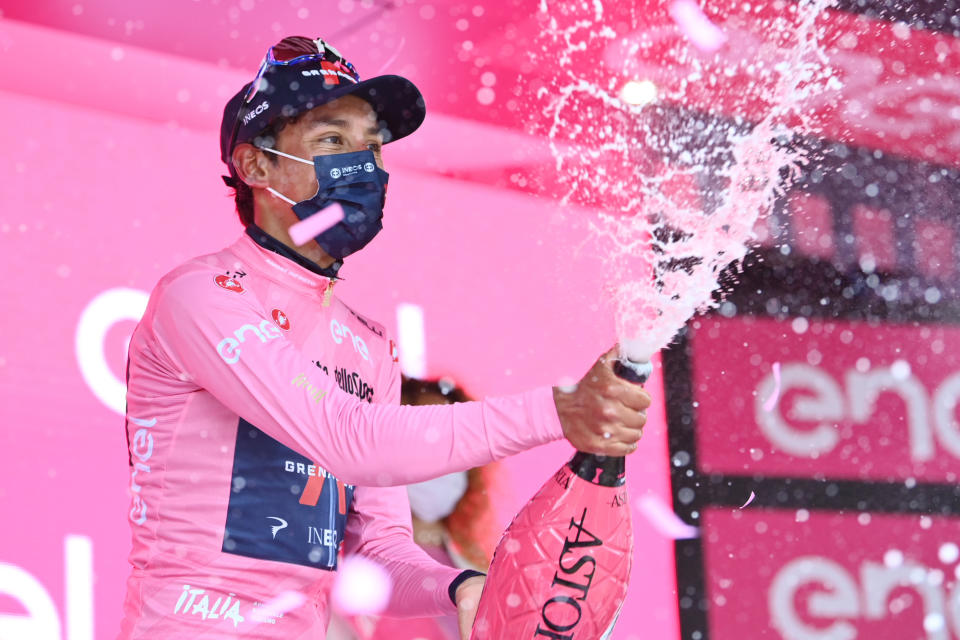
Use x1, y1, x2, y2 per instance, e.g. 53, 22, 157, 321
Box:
553, 346, 652, 456
454, 574, 486, 640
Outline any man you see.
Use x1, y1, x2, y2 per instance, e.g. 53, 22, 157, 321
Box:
119, 36, 650, 639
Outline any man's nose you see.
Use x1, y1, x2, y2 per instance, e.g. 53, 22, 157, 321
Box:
345, 136, 367, 153
345, 136, 382, 168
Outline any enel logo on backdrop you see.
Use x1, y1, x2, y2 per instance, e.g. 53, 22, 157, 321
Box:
0, 536, 93, 640
692, 317, 960, 482
756, 362, 960, 462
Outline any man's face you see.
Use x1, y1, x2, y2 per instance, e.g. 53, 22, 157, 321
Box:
267, 94, 384, 203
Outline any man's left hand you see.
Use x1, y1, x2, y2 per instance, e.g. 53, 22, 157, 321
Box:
454, 574, 486, 640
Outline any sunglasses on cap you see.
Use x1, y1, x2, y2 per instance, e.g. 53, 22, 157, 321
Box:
243, 38, 360, 103
225, 38, 361, 167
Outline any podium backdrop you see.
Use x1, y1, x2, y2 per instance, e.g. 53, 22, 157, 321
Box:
2, 2, 960, 639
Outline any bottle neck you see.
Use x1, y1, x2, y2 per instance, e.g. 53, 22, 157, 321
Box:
568, 452, 626, 487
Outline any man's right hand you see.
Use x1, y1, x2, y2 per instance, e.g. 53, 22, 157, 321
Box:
553, 346, 652, 456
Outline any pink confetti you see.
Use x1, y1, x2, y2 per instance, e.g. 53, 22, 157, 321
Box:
331, 555, 392, 616
637, 495, 699, 539
250, 590, 306, 623
668, 0, 727, 53
289, 203, 344, 247
740, 491, 756, 509
762, 361, 782, 412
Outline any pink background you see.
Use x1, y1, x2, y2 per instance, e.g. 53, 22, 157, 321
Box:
0, 15, 676, 640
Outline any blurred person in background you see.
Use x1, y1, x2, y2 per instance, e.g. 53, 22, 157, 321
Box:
119, 35, 651, 640
403, 377, 501, 575
343, 377, 502, 640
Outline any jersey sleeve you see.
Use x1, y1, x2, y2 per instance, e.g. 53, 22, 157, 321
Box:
344, 356, 460, 618
144, 267, 564, 487
344, 485, 461, 617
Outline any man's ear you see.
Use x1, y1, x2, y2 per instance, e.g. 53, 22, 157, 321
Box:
232, 143, 271, 188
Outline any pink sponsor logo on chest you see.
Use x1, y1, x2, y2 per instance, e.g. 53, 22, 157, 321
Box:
329, 318, 369, 361
216, 319, 283, 364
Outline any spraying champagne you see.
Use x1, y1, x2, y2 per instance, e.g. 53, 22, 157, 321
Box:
470, 358, 652, 639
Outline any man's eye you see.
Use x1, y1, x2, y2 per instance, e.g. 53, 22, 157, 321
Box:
367, 142, 382, 152
319, 135, 341, 144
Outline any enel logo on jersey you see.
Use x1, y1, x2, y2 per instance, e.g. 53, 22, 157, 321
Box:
216, 320, 283, 364
330, 318, 369, 361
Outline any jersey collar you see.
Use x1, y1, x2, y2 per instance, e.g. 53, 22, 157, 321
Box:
233, 227, 338, 302
245, 224, 342, 279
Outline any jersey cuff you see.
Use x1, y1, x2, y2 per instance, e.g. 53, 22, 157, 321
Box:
448, 569, 487, 605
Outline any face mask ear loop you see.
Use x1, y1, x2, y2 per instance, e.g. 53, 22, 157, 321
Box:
260, 146, 324, 206
258, 146, 314, 166
259, 147, 313, 206
266, 187, 298, 205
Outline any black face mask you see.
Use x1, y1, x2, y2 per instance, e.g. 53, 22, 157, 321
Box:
263, 148, 389, 260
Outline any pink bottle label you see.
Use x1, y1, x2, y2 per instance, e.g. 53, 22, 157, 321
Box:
472, 463, 633, 639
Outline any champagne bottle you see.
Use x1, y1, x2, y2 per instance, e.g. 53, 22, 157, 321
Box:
470, 359, 651, 639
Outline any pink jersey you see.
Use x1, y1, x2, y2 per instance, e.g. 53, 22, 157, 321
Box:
119, 232, 564, 638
